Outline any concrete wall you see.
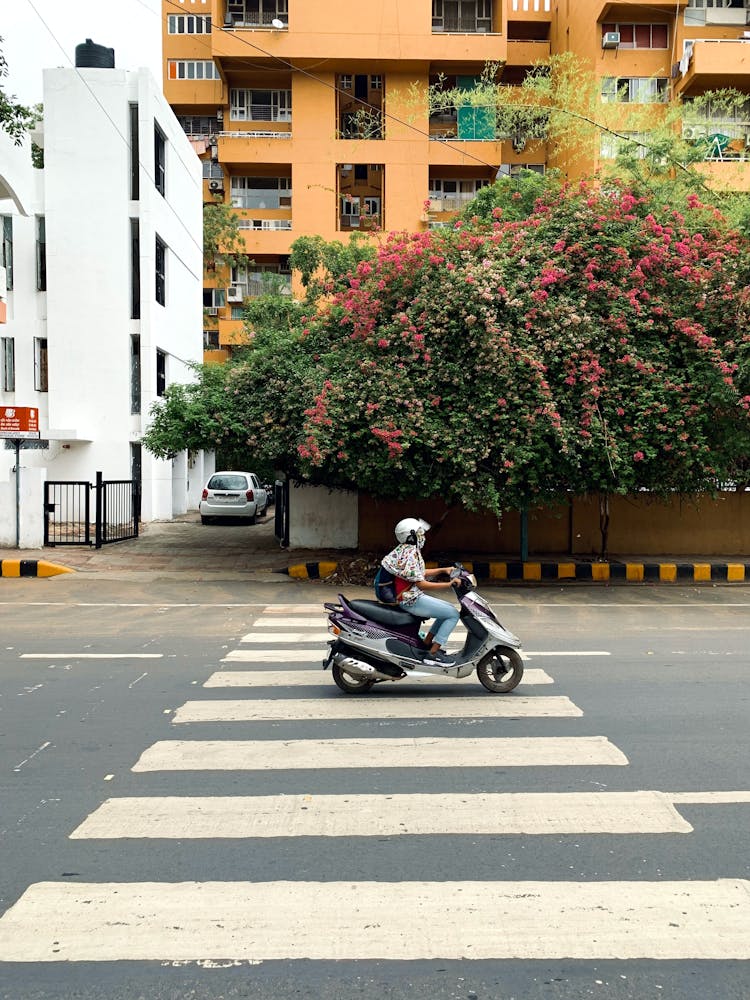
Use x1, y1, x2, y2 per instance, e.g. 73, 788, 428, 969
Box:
289, 484, 358, 549
0, 463, 44, 548
358, 492, 750, 557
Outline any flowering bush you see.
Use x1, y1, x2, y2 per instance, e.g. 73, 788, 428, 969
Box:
294, 181, 750, 512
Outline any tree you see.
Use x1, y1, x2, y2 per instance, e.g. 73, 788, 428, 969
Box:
203, 202, 249, 272
1, 39, 39, 145
143, 187, 750, 539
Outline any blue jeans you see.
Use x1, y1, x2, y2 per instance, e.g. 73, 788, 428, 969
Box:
403, 592, 460, 648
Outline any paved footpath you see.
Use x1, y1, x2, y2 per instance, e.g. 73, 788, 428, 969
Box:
2, 511, 750, 585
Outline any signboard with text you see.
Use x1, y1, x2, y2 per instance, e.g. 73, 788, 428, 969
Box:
0, 406, 40, 439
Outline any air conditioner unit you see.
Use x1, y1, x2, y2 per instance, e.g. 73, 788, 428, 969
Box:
208, 179, 224, 192
226, 286, 243, 302
206, 306, 219, 316
683, 125, 706, 141
602, 31, 620, 49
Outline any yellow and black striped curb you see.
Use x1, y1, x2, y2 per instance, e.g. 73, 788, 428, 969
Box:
282, 560, 750, 583
0, 559, 74, 579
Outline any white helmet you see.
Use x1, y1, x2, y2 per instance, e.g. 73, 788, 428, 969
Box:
395, 517, 431, 547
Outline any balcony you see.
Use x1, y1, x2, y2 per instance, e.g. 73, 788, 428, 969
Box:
676, 39, 750, 94
217, 132, 293, 165
506, 39, 551, 64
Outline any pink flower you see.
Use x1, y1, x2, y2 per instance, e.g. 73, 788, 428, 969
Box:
633, 451, 645, 462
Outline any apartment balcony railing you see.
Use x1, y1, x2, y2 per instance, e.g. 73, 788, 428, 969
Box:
685, 123, 750, 160
510, 0, 551, 11
220, 129, 292, 140
237, 218, 293, 230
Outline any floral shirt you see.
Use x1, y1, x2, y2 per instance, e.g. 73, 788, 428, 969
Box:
381, 543, 425, 607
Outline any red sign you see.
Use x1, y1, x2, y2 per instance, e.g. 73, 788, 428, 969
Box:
0, 406, 40, 439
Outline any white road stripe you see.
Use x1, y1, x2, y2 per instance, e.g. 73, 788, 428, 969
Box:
132, 736, 628, 772
253, 617, 327, 628
70, 790, 692, 840
223, 649, 322, 662
204, 668, 555, 687
670, 791, 750, 804
240, 632, 331, 643
20, 653, 163, 659
171, 696, 582, 723
1, 880, 748, 961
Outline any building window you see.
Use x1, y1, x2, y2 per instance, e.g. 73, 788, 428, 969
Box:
202, 160, 224, 179
34, 337, 48, 392
155, 236, 166, 306
230, 89, 291, 122
167, 13, 211, 33
1, 337, 15, 391
600, 131, 650, 159
496, 163, 545, 177
1, 216, 13, 291
229, 176, 291, 209
601, 77, 669, 104
154, 123, 166, 196
226, 0, 287, 27
130, 334, 141, 414
601, 23, 669, 49
203, 287, 226, 308
156, 349, 166, 397
432, 0, 492, 33
230, 263, 292, 298
203, 329, 220, 349
428, 178, 490, 210
167, 60, 220, 81
36, 216, 47, 291
178, 114, 218, 138
129, 103, 140, 200
130, 219, 140, 319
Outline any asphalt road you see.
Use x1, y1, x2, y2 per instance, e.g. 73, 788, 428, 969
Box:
0, 578, 748, 999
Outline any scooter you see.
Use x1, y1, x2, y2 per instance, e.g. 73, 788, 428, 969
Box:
323, 565, 523, 694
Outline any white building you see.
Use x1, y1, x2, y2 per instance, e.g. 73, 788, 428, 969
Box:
0, 53, 211, 547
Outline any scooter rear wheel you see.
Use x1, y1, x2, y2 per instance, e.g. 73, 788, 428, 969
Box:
332, 662, 375, 694
477, 647, 524, 693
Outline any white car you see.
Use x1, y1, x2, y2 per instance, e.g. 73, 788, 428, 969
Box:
199, 471, 269, 524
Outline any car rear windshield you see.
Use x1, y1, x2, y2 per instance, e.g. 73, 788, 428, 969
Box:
208, 474, 248, 490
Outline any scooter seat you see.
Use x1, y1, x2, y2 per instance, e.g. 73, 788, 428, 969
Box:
346, 598, 425, 627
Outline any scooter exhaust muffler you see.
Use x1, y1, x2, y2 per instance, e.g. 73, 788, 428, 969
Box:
333, 653, 404, 682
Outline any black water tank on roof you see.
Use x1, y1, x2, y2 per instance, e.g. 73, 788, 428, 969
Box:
75, 39, 115, 69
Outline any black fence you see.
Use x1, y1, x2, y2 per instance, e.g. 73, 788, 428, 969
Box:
44, 472, 140, 548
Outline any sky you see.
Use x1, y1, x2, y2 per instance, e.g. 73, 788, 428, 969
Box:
2, 0, 163, 106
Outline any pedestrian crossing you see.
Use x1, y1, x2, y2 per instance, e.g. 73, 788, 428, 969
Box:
0, 601, 748, 965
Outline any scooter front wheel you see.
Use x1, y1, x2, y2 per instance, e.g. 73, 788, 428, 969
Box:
332, 662, 375, 694
477, 647, 523, 693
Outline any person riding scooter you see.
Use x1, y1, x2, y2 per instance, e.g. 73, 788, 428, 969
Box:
379, 517, 460, 665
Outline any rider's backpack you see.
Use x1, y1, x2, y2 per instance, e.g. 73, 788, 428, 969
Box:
374, 565, 397, 604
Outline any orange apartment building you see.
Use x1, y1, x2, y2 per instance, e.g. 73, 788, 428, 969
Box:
161, 0, 750, 360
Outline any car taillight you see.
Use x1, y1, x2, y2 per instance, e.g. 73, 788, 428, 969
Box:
201, 489, 208, 500
246, 489, 254, 501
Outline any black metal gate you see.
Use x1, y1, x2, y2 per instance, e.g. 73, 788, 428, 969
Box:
273, 478, 289, 548
44, 472, 140, 548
